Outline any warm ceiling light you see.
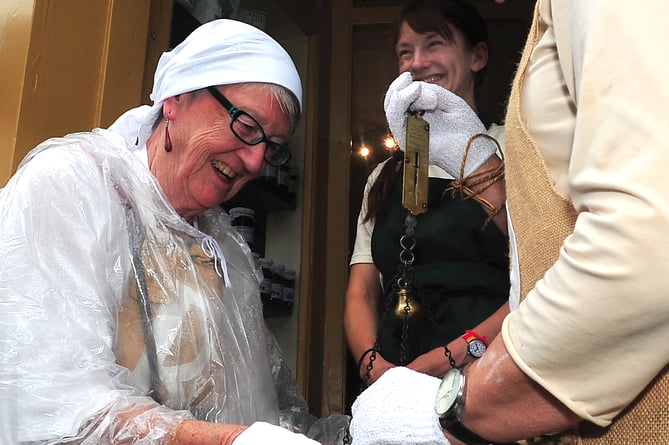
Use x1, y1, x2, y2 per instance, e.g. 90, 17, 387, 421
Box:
384, 135, 397, 150
359, 145, 370, 158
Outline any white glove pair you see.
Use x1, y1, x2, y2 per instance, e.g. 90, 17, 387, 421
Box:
349, 367, 450, 445
384, 72, 499, 179
233, 421, 320, 445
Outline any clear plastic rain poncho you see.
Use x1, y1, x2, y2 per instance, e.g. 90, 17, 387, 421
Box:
0, 129, 349, 444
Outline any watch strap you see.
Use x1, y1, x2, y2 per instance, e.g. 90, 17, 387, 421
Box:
440, 415, 493, 445
462, 329, 488, 346
437, 367, 515, 445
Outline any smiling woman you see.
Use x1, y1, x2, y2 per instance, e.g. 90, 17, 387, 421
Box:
344, 0, 510, 400
0, 16, 349, 445
148, 83, 295, 220
394, 6, 489, 111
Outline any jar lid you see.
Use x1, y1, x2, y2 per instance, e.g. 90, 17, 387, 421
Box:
229, 207, 255, 218
258, 257, 274, 267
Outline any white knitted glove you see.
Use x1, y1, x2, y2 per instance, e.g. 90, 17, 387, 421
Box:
349, 367, 449, 445
384, 72, 498, 178
232, 422, 320, 445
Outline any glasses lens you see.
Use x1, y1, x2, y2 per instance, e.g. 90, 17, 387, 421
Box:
229, 110, 291, 167
231, 112, 264, 145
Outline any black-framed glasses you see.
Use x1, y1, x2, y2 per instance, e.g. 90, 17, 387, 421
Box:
207, 86, 292, 167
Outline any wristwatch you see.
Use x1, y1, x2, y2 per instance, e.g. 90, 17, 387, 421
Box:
463, 330, 487, 359
435, 367, 492, 445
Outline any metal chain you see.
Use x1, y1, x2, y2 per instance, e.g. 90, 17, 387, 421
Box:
360, 294, 396, 390
398, 212, 418, 366
397, 219, 415, 364
443, 344, 457, 369
360, 211, 419, 387
362, 347, 377, 389
347, 211, 421, 445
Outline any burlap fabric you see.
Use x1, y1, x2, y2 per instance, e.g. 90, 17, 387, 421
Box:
504, 2, 669, 443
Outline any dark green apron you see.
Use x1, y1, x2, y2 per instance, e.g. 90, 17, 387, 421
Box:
371, 168, 509, 364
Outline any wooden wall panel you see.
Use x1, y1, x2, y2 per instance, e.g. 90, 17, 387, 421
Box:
0, 0, 154, 185
0, 0, 36, 185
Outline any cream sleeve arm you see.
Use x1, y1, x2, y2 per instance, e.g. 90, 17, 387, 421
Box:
503, 0, 669, 426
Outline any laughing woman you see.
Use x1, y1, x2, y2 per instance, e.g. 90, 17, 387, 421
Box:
0, 18, 341, 445
344, 0, 510, 387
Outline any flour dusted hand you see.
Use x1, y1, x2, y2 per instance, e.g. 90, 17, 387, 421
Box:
350, 367, 449, 445
232, 422, 320, 445
384, 72, 498, 178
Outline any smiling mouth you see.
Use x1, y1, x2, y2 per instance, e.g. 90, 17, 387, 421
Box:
420, 74, 444, 84
211, 160, 237, 181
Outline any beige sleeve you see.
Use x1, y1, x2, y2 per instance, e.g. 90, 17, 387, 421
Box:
503, 0, 669, 426
349, 162, 385, 266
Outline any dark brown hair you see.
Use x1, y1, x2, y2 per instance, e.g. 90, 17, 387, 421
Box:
395, 0, 489, 91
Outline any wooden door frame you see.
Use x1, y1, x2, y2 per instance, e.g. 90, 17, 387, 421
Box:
317, 2, 402, 416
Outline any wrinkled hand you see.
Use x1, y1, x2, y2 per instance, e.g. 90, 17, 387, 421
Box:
350, 367, 449, 445
383, 72, 499, 178
232, 422, 320, 445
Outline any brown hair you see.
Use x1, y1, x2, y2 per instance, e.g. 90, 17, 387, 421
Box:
364, 149, 403, 223
394, 0, 489, 92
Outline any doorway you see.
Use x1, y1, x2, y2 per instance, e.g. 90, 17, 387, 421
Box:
343, 0, 536, 412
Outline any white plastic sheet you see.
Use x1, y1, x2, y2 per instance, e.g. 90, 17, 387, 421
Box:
0, 129, 348, 443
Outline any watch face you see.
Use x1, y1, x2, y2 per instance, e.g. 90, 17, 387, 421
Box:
435, 368, 462, 416
467, 339, 487, 358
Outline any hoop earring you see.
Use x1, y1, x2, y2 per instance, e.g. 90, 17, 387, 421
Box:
164, 119, 173, 152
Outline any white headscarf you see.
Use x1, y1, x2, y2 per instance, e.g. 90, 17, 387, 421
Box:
108, 18, 302, 150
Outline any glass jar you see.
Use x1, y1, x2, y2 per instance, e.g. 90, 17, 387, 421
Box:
276, 163, 290, 197
259, 162, 278, 188
282, 268, 296, 310
258, 257, 274, 305
270, 263, 285, 307
229, 207, 255, 250
287, 165, 298, 201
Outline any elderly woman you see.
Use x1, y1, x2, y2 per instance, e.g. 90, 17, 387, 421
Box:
0, 19, 336, 445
